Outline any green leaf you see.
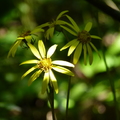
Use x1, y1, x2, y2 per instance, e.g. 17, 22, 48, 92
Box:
66, 15, 80, 33
21, 65, 38, 79
31, 27, 44, 34
83, 44, 87, 65
49, 70, 58, 94
73, 43, 82, 64
37, 22, 50, 28
28, 43, 41, 59
60, 25, 77, 36
52, 66, 74, 76
56, 20, 69, 25
47, 44, 57, 58
20, 60, 39, 65
56, 10, 69, 20
28, 70, 42, 86
60, 39, 77, 51
38, 40, 46, 58
89, 42, 101, 59
68, 40, 79, 56
91, 35, 101, 40
41, 72, 49, 94
52, 60, 74, 67
84, 22, 92, 32
87, 43, 93, 65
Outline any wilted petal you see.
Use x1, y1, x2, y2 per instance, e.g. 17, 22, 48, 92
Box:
87, 43, 93, 65
21, 65, 38, 79
28, 43, 41, 59
41, 72, 49, 94
47, 44, 57, 58
52, 66, 74, 76
52, 60, 74, 67
73, 43, 82, 64
84, 22, 92, 32
91, 35, 101, 40
38, 40, 46, 58
68, 40, 79, 56
28, 70, 42, 86
83, 44, 87, 65
60, 39, 77, 51
20, 60, 39, 65
49, 70, 58, 94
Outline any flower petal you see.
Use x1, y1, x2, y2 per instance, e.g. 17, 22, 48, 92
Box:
83, 44, 87, 65
41, 72, 49, 94
28, 70, 42, 86
73, 42, 82, 64
56, 10, 68, 20
38, 40, 46, 58
87, 43, 93, 65
31, 28, 44, 34
20, 60, 39, 65
84, 22, 92, 32
52, 60, 74, 67
49, 70, 58, 94
28, 43, 41, 59
47, 44, 57, 58
21, 65, 38, 79
52, 66, 74, 76
91, 35, 101, 40
60, 39, 77, 51
68, 40, 79, 56
89, 42, 101, 59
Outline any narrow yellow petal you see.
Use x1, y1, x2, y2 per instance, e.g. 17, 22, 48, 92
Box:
41, 72, 49, 94
21, 65, 38, 79
91, 35, 101, 40
31, 28, 44, 34
73, 43, 82, 64
38, 40, 46, 58
28, 43, 41, 59
52, 66, 74, 76
56, 10, 68, 20
84, 22, 92, 32
52, 60, 74, 67
47, 44, 57, 58
20, 60, 39, 65
83, 44, 87, 65
87, 43, 93, 65
28, 70, 42, 86
68, 41, 79, 56
49, 70, 58, 94
60, 39, 77, 51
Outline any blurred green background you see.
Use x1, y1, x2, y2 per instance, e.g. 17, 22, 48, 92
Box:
1, 0, 120, 120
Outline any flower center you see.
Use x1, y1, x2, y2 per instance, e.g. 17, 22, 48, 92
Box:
38, 58, 52, 72
77, 30, 91, 43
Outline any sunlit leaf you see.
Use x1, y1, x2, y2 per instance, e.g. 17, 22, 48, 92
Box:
87, 43, 93, 65
21, 65, 38, 79
20, 60, 39, 65
60, 39, 77, 51
41, 72, 49, 94
56, 10, 69, 20
66, 15, 80, 33
28, 43, 41, 59
52, 66, 74, 76
28, 70, 42, 86
68, 41, 79, 56
49, 70, 58, 93
83, 44, 87, 65
73, 43, 82, 64
47, 44, 57, 58
52, 60, 74, 67
60, 25, 77, 36
84, 22, 92, 32
38, 40, 46, 58
91, 35, 101, 40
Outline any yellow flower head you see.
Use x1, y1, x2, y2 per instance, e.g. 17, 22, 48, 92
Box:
20, 40, 74, 94
60, 15, 101, 65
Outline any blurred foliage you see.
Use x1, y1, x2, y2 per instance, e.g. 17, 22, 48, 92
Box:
1, 0, 120, 120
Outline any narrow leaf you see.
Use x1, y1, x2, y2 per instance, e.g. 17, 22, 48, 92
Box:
91, 35, 101, 40
84, 22, 92, 32
56, 10, 69, 20
20, 60, 39, 65
87, 43, 93, 65
83, 44, 87, 65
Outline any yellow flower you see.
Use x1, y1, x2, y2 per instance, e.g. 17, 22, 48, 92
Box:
60, 15, 101, 65
7, 28, 44, 58
20, 40, 74, 94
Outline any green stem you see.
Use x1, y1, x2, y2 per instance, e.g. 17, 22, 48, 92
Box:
102, 47, 119, 120
65, 77, 71, 120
